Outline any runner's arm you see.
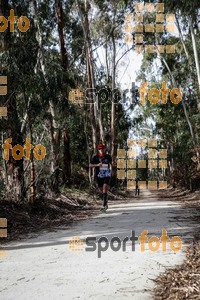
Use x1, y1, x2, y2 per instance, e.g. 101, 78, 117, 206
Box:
89, 155, 102, 168
89, 162, 102, 168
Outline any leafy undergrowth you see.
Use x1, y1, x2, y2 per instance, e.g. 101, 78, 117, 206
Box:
153, 188, 200, 202
0, 189, 101, 243
0, 186, 130, 243
153, 188, 200, 300
153, 241, 200, 300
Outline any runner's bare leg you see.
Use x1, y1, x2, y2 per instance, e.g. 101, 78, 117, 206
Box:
103, 183, 108, 208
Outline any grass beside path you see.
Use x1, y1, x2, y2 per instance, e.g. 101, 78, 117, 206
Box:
154, 241, 200, 300
0, 186, 129, 243
153, 189, 200, 300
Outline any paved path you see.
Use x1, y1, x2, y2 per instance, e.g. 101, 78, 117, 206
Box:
1, 191, 200, 300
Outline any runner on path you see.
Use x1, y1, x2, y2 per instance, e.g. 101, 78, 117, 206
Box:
135, 177, 140, 196
89, 144, 112, 211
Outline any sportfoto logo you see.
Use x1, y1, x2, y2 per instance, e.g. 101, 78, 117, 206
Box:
117, 138, 168, 190
124, 2, 177, 54
69, 229, 182, 258
68, 81, 182, 106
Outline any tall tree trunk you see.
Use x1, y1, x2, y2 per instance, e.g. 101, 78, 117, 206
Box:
0, 0, 11, 51
110, 29, 118, 183
105, 43, 110, 82
6, 95, 25, 200
111, 31, 116, 160
161, 55, 196, 147
98, 105, 105, 144
168, 141, 175, 186
32, 0, 61, 192
77, 0, 105, 151
188, 16, 200, 112
0, 1, 25, 201
83, 109, 92, 183
176, 14, 200, 112
76, 0, 96, 152
160, 55, 200, 168
29, 132, 36, 204
63, 129, 71, 183
55, 0, 71, 182
55, 0, 68, 69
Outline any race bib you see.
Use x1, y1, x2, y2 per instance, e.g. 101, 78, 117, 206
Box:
98, 164, 111, 178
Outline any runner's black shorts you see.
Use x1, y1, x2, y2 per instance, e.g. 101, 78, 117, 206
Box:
97, 177, 111, 188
